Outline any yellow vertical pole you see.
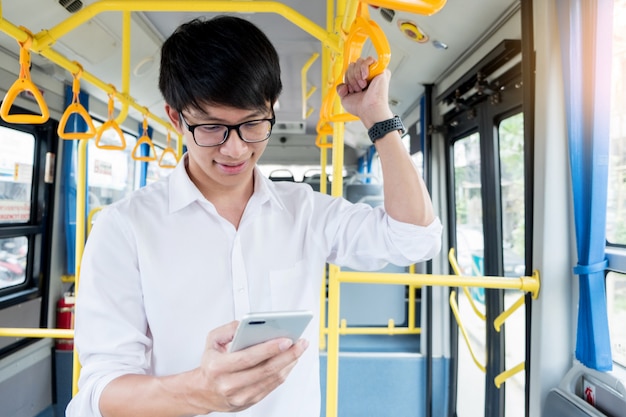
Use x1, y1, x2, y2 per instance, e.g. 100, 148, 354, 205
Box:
71, 137, 89, 395
115, 11, 131, 125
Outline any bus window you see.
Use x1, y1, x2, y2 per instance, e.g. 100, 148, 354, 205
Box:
0, 126, 34, 224
87, 120, 138, 208
607, 0, 626, 246
607, 0, 626, 370
0, 236, 27, 290
607, 272, 626, 367
146, 145, 175, 185
498, 113, 525, 277
0, 127, 35, 290
454, 132, 484, 279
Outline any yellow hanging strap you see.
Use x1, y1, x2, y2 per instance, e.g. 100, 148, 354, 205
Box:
57, 64, 97, 140
158, 131, 179, 168
95, 89, 126, 151
316, 3, 391, 146
132, 111, 157, 162
0, 30, 50, 124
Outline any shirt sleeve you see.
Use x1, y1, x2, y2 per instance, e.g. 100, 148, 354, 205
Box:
317, 195, 443, 270
66, 205, 151, 417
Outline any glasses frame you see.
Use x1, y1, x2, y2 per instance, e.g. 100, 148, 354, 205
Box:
179, 111, 276, 147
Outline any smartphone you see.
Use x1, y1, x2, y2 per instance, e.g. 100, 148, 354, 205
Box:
229, 310, 313, 352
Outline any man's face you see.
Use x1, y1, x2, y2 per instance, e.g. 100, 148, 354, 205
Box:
166, 103, 273, 194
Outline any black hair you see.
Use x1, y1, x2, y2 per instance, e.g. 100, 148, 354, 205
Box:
159, 15, 282, 113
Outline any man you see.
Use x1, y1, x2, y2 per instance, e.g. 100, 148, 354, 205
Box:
67, 15, 441, 417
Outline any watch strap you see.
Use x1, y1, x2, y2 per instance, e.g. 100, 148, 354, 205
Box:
367, 115, 406, 142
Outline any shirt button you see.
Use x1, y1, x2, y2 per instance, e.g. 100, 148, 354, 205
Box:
237, 287, 244, 293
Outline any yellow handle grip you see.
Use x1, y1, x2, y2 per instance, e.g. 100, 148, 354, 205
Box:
343, 16, 391, 81
158, 147, 178, 168
57, 103, 97, 140
95, 120, 126, 151
132, 134, 157, 162
0, 77, 50, 124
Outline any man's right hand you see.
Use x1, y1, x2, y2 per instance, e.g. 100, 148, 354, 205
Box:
188, 321, 309, 413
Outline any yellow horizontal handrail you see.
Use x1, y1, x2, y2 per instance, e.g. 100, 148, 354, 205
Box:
0, 328, 74, 339
449, 290, 486, 373
338, 318, 420, 335
495, 361, 525, 388
336, 270, 540, 297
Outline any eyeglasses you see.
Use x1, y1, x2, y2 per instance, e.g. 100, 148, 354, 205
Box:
179, 112, 275, 147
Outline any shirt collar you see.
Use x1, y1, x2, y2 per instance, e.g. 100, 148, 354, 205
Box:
250, 166, 287, 212
168, 154, 286, 213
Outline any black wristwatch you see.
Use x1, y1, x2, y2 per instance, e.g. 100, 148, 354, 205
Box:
367, 115, 406, 143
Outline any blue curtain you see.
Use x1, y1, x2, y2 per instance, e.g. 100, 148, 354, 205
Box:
62, 85, 90, 275
137, 123, 153, 188
556, 0, 613, 370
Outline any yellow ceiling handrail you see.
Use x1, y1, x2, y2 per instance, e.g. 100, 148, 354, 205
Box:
32, 1, 340, 54
132, 112, 157, 162
158, 131, 179, 168
95, 90, 126, 151
57, 64, 97, 140
0, 30, 49, 124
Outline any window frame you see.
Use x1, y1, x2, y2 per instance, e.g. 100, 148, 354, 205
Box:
0, 106, 57, 355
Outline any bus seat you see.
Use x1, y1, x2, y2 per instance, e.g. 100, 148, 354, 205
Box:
302, 174, 330, 192
344, 183, 383, 203
543, 389, 606, 417
268, 169, 295, 182
543, 362, 626, 417
340, 263, 408, 326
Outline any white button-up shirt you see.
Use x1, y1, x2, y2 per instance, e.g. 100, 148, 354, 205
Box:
67, 158, 442, 417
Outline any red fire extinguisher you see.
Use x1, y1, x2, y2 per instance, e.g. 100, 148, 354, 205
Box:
56, 292, 75, 350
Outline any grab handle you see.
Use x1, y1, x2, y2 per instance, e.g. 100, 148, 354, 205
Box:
0, 33, 49, 124
95, 90, 126, 151
158, 132, 178, 168
57, 64, 96, 140
132, 113, 156, 162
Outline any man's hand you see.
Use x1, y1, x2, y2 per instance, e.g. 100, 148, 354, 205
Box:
336, 57, 394, 128
190, 321, 309, 413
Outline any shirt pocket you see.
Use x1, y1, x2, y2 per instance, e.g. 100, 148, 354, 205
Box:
269, 259, 312, 311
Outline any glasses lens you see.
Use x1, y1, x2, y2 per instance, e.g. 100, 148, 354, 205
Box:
194, 125, 229, 146
239, 120, 272, 142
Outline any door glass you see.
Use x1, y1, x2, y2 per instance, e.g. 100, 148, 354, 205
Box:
499, 113, 526, 417
454, 132, 486, 417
